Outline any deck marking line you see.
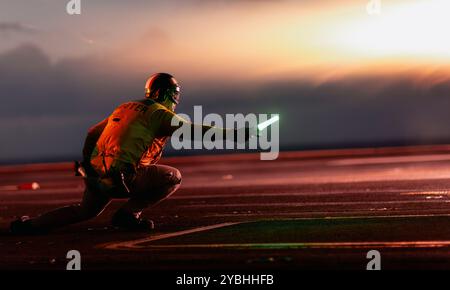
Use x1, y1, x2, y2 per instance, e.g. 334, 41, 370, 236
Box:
115, 241, 450, 250
99, 222, 240, 250
98, 215, 450, 251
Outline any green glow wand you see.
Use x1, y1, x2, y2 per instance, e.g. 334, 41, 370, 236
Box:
257, 115, 279, 132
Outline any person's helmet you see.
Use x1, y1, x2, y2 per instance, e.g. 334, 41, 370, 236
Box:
144, 73, 181, 104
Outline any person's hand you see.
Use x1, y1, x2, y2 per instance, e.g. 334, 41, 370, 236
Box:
79, 160, 98, 177
234, 126, 257, 144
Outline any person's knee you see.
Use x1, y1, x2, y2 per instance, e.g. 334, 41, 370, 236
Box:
164, 167, 182, 186
165, 169, 181, 197
151, 168, 181, 201
171, 168, 182, 185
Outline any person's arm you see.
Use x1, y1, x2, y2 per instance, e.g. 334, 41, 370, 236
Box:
82, 118, 108, 161
151, 109, 227, 138
152, 109, 252, 142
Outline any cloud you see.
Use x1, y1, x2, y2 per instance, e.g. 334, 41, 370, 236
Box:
180, 69, 450, 148
141, 26, 172, 47
0, 22, 39, 35
0, 115, 94, 163
0, 44, 141, 118
1, 43, 450, 162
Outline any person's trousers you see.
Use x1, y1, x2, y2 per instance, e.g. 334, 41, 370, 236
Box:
31, 164, 182, 229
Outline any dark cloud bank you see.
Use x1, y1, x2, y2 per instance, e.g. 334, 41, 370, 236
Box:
0, 22, 38, 35
1, 44, 450, 163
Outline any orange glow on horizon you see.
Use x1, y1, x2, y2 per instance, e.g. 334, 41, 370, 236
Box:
328, 0, 450, 61
91, 0, 450, 83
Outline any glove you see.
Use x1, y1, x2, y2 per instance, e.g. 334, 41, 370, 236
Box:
233, 126, 257, 144
75, 160, 99, 178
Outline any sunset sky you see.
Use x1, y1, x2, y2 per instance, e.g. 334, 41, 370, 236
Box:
1, 0, 450, 162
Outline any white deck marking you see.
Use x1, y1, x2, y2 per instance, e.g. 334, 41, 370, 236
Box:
401, 191, 450, 196
0, 188, 421, 197
0, 199, 81, 205
328, 154, 450, 166
179, 199, 450, 209
170, 189, 417, 200
205, 212, 450, 218
99, 222, 240, 250
98, 215, 450, 251
118, 241, 450, 250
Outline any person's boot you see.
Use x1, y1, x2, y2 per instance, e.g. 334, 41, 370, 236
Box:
111, 209, 154, 231
10, 216, 46, 235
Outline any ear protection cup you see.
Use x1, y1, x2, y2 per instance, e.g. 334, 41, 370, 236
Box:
155, 88, 167, 103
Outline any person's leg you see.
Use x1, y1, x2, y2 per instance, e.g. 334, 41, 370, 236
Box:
111, 165, 181, 229
122, 164, 181, 215
29, 184, 111, 230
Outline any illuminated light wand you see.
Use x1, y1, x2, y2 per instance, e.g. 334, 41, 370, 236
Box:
257, 115, 279, 132
235, 115, 279, 142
